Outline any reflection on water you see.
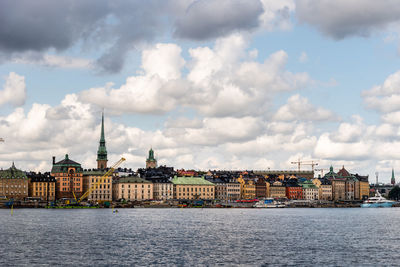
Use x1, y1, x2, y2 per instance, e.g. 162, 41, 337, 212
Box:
1, 208, 399, 266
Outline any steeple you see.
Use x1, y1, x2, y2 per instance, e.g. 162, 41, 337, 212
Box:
391, 168, 396, 185
146, 147, 157, 168
97, 112, 108, 169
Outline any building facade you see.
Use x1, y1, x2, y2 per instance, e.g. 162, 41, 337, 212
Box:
270, 181, 286, 198
51, 154, 84, 200
83, 169, 112, 202
152, 180, 174, 201
27, 172, 56, 201
285, 179, 303, 199
113, 176, 153, 201
0, 163, 28, 200
301, 180, 319, 200
172, 176, 215, 200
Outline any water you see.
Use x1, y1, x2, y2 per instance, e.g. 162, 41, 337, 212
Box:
0, 208, 399, 266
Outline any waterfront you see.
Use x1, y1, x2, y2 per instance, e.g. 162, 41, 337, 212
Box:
1, 209, 399, 266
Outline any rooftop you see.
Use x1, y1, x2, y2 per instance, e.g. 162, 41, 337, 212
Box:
172, 176, 214, 186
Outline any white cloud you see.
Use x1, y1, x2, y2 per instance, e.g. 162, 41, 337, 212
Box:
273, 94, 338, 122
0, 72, 26, 107
79, 34, 312, 118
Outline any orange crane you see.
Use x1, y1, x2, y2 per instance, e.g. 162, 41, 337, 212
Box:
291, 159, 318, 171
73, 157, 126, 204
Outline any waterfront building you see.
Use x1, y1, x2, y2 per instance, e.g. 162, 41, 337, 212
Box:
237, 175, 256, 199
337, 166, 356, 200
301, 180, 319, 200
355, 174, 370, 200
255, 177, 267, 198
172, 176, 215, 200
0, 163, 28, 200
152, 180, 174, 201
324, 166, 345, 201
270, 181, 286, 198
97, 113, 108, 169
27, 172, 56, 201
82, 169, 112, 202
318, 179, 332, 200
137, 166, 175, 201
265, 181, 271, 197
51, 154, 84, 200
146, 148, 157, 169
285, 179, 303, 199
112, 176, 153, 201
206, 177, 240, 201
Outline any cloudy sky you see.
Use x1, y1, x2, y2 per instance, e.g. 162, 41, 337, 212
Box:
1, 0, 400, 182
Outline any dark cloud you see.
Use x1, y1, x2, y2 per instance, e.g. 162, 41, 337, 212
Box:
0, 0, 267, 73
296, 0, 400, 39
174, 0, 263, 40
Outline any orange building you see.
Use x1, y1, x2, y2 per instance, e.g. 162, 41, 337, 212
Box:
51, 154, 83, 200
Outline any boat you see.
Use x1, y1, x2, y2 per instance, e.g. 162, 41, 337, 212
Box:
361, 191, 396, 208
254, 198, 286, 208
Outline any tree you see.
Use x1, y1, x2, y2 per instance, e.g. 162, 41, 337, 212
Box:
388, 186, 400, 200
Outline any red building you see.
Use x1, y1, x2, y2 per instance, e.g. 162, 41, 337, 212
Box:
285, 179, 303, 199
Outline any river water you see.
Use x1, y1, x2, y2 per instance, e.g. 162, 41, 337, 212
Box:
0, 208, 399, 266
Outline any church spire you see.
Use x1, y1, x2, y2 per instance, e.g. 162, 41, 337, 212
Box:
97, 111, 108, 169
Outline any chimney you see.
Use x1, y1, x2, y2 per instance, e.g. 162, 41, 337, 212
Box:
52, 156, 55, 165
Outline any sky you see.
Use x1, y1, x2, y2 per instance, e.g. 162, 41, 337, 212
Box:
1, 0, 400, 183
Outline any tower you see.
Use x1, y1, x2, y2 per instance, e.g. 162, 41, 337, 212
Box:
146, 148, 157, 169
391, 168, 396, 185
97, 112, 108, 169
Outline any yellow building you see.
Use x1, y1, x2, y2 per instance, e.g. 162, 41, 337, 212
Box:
83, 169, 113, 202
172, 176, 215, 200
265, 181, 270, 197
237, 175, 256, 199
27, 172, 56, 201
359, 181, 370, 200
270, 181, 286, 198
112, 176, 153, 201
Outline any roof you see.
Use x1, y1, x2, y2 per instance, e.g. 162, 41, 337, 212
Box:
27, 172, 56, 182
0, 162, 27, 179
337, 166, 353, 178
83, 169, 109, 176
51, 154, 82, 173
301, 180, 318, 189
115, 176, 152, 184
172, 176, 214, 185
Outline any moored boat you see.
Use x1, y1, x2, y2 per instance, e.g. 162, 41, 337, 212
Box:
361, 191, 396, 208
254, 198, 286, 208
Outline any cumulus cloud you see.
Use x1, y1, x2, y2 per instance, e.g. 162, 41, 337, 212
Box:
296, 0, 400, 39
0, 72, 26, 107
273, 94, 338, 122
80, 35, 312, 117
362, 70, 400, 115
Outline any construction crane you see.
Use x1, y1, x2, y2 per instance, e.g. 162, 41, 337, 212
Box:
315, 168, 328, 177
74, 157, 126, 204
291, 159, 319, 172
